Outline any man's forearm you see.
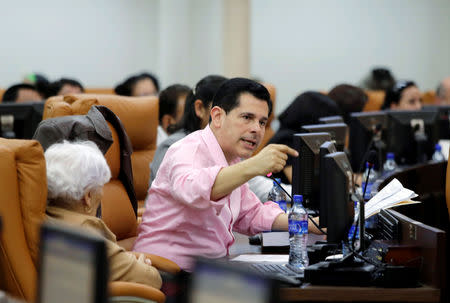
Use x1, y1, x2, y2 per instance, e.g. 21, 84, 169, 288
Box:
210, 158, 258, 201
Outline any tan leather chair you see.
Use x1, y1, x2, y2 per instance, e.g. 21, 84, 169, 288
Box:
254, 83, 276, 154
0, 138, 177, 303
43, 94, 158, 249
422, 90, 436, 105
363, 90, 385, 111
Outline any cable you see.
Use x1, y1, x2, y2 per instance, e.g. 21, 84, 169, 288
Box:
269, 175, 327, 235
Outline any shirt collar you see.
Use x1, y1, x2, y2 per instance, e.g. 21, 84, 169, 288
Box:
201, 125, 232, 167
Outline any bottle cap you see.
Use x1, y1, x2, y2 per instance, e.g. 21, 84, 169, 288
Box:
386, 152, 394, 159
293, 194, 303, 204
435, 144, 441, 151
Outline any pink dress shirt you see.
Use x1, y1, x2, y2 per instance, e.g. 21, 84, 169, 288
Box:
133, 125, 283, 270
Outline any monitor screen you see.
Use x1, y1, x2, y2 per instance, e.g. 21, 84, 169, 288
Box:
319, 152, 354, 243
189, 258, 278, 303
348, 111, 387, 172
0, 102, 44, 139
385, 109, 439, 165
422, 105, 450, 140
292, 133, 332, 211
38, 222, 108, 303
319, 115, 344, 124
301, 123, 348, 151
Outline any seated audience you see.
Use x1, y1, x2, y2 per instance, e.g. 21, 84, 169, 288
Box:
50, 78, 85, 96
134, 78, 321, 270
45, 140, 162, 288
150, 75, 227, 185
435, 77, 450, 105
381, 80, 422, 111
157, 84, 191, 145
24, 73, 51, 98
114, 72, 160, 97
267, 91, 340, 183
328, 84, 368, 124
1, 83, 43, 103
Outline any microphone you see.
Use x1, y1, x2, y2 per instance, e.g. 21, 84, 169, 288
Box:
366, 150, 377, 168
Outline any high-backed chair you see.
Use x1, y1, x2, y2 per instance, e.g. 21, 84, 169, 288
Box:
363, 90, 385, 111
254, 83, 276, 154
0, 138, 177, 303
43, 94, 158, 249
422, 90, 436, 105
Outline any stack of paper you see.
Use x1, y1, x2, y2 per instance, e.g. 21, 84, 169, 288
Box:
365, 178, 419, 219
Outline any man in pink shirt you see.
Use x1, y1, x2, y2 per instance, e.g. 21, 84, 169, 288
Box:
134, 78, 299, 270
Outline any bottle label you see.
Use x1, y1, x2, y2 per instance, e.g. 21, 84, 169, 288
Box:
277, 200, 287, 212
288, 219, 308, 235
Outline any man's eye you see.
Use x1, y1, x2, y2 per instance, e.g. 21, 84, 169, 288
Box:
243, 115, 250, 120
260, 121, 266, 127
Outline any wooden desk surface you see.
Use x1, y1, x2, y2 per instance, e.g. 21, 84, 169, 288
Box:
230, 233, 441, 303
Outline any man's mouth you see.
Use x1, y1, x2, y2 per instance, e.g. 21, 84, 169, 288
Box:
241, 138, 257, 149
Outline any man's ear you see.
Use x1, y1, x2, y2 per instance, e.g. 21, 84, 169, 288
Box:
83, 191, 92, 208
161, 114, 175, 131
210, 106, 224, 128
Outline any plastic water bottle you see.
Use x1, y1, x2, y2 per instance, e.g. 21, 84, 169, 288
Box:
288, 195, 309, 271
343, 201, 360, 256
431, 144, 445, 162
267, 178, 287, 212
362, 163, 378, 201
383, 152, 398, 175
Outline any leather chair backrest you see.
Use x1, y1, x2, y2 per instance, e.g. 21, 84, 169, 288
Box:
363, 90, 385, 111
44, 94, 158, 201
254, 83, 276, 154
0, 139, 47, 302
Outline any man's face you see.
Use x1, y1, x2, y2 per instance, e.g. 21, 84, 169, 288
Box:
215, 93, 268, 162
16, 88, 42, 103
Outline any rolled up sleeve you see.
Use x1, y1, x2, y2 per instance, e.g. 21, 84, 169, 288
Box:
233, 184, 283, 235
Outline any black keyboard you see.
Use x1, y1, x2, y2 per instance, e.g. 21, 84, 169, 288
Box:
249, 263, 303, 286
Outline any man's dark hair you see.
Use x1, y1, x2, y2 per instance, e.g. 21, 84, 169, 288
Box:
328, 84, 368, 123
178, 75, 228, 133
211, 77, 272, 116
158, 84, 191, 124
382, 80, 416, 110
50, 78, 85, 96
2, 83, 40, 103
114, 72, 160, 96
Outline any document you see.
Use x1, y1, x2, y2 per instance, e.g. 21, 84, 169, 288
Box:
365, 178, 419, 219
230, 254, 289, 263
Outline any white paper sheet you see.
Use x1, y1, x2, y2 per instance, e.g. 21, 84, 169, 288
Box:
230, 254, 289, 263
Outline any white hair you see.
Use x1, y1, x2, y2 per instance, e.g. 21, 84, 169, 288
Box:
45, 140, 111, 204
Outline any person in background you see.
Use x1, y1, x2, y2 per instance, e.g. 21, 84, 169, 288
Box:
328, 84, 368, 124
267, 91, 341, 184
50, 78, 85, 96
157, 84, 191, 145
135, 78, 323, 270
45, 140, 162, 289
114, 72, 160, 97
1, 83, 43, 103
24, 73, 51, 98
150, 75, 227, 185
435, 77, 450, 105
381, 80, 422, 111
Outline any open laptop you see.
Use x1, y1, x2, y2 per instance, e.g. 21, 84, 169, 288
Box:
37, 222, 108, 303
189, 257, 280, 303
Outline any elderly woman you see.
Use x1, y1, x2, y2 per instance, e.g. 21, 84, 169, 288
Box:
45, 140, 162, 289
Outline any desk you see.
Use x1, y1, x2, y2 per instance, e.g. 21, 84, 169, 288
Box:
230, 208, 446, 303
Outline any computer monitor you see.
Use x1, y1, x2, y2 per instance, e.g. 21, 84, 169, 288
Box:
292, 133, 332, 211
348, 111, 388, 172
0, 102, 44, 139
422, 105, 450, 140
38, 222, 108, 303
189, 258, 279, 303
385, 109, 439, 165
319, 152, 354, 244
318, 141, 338, 226
319, 115, 344, 124
301, 123, 348, 151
